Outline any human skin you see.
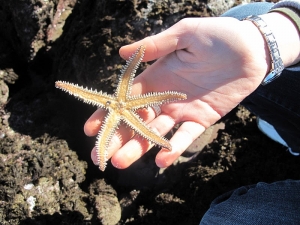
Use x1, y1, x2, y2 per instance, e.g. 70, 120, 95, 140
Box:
84, 12, 300, 170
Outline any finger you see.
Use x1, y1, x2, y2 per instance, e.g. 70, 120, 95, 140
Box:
84, 106, 156, 136
119, 19, 195, 62
88, 106, 159, 165
110, 113, 177, 169
155, 121, 205, 168
91, 147, 98, 164
84, 108, 106, 136
90, 130, 127, 165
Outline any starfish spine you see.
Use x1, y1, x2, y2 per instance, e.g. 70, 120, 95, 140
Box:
116, 45, 145, 101
55, 81, 113, 109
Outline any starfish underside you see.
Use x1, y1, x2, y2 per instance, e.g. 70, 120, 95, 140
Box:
55, 45, 187, 171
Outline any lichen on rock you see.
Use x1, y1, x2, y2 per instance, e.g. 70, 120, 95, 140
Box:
0, 130, 89, 224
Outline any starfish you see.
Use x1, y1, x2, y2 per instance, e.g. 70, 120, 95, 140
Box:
55, 45, 187, 171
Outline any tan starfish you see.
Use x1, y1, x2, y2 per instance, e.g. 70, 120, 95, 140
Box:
55, 45, 187, 171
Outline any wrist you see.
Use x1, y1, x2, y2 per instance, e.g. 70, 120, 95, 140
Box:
244, 15, 284, 85
260, 12, 300, 67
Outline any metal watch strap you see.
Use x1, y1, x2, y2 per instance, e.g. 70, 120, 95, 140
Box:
244, 15, 284, 85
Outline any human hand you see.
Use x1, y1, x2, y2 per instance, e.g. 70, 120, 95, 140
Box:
85, 13, 298, 169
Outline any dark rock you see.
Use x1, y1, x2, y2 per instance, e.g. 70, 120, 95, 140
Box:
89, 179, 121, 225
0, 0, 76, 61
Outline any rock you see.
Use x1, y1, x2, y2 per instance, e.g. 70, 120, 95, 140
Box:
0, 69, 18, 106
207, 0, 235, 16
89, 179, 121, 225
0, 0, 76, 61
0, 109, 90, 224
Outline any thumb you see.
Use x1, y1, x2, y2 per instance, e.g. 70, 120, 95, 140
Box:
119, 19, 193, 62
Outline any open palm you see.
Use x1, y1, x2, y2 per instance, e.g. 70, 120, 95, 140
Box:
85, 17, 270, 169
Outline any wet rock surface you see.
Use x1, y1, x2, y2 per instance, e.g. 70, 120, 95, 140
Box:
1, 0, 300, 224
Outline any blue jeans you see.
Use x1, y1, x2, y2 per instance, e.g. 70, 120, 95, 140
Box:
201, 180, 300, 224
200, 3, 300, 224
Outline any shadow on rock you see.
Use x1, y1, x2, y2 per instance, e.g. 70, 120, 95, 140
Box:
20, 212, 87, 225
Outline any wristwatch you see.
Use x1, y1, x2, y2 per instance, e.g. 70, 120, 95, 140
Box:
244, 15, 284, 85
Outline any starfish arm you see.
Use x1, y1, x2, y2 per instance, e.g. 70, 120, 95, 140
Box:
95, 110, 121, 171
55, 81, 114, 108
115, 45, 145, 101
127, 91, 187, 110
121, 110, 172, 150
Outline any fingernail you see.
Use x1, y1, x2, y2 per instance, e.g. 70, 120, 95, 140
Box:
111, 160, 121, 169
91, 148, 99, 165
156, 156, 167, 168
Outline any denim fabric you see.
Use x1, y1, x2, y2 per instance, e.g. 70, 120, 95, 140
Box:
243, 70, 300, 153
200, 180, 300, 225
200, 3, 300, 224
221, 2, 275, 19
